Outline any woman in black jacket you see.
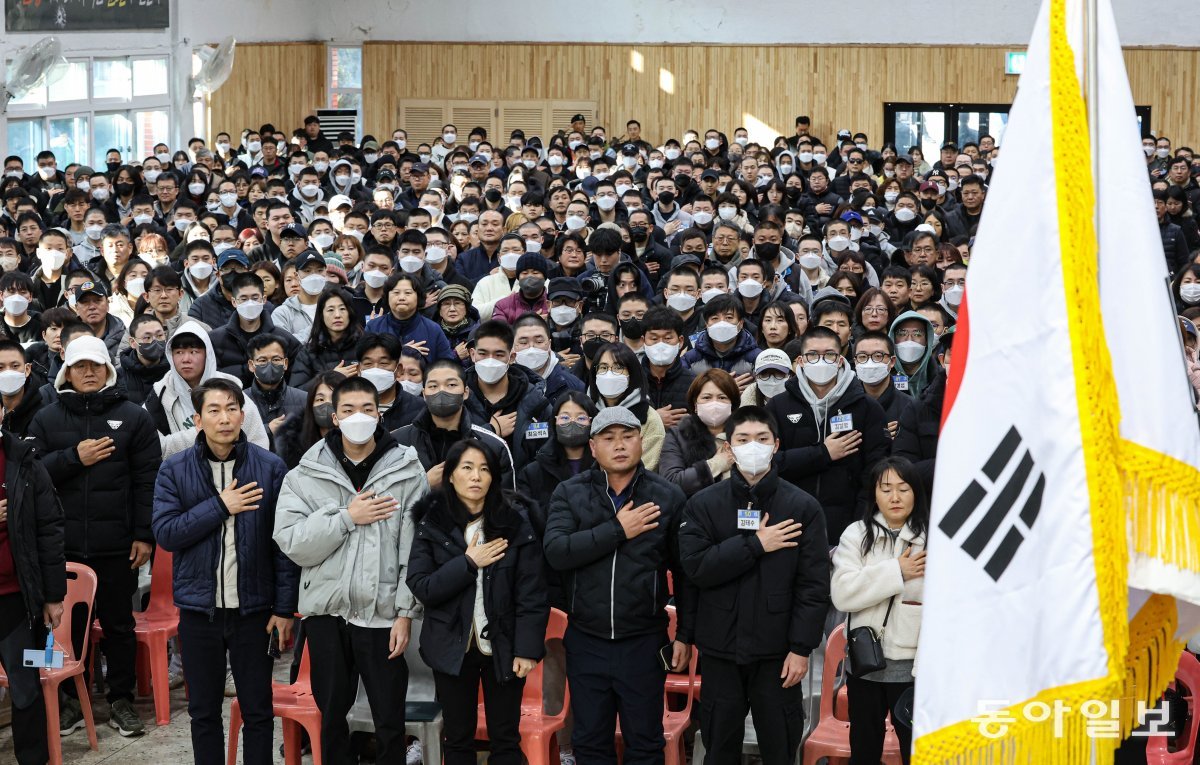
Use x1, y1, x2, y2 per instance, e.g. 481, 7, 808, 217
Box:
659, 369, 740, 495
290, 288, 361, 389
520, 390, 597, 610
407, 439, 549, 765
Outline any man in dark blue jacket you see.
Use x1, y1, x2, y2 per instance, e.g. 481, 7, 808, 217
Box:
152, 378, 298, 765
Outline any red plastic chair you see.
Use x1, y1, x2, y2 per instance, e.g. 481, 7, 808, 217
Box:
0, 562, 100, 765
1147, 649, 1200, 764
614, 605, 697, 765
90, 546, 180, 725
228, 637, 322, 765
474, 607, 571, 765
801, 624, 903, 765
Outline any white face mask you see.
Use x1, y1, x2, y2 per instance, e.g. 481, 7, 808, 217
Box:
801, 359, 838, 385
664, 148, 681, 161
363, 269, 388, 289
548, 155, 564, 167
247, 141, 262, 153
731, 440, 774, 476
364, 152, 379, 164
236, 300, 264, 321
855, 360, 890, 385
575, 167, 591, 180
474, 357, 510, 384
894, 207, 917, 222
737, 279, 764, 298
707, 320, 739, 344
1182, 284, 1200, 304
300, 273, 327, 296
188, 182, 206, 195
696, 400, 732, 428
704, 138, 720, 151
565, 215, 587, 231
550, 305, 578, 325
692, 211, 713, 226
77, 180, 91, 193
595, 371, 629, 398
645, 341, 680, 366
943, 285, 964, 307
156, 152, 172, 164
0, 369, 25, 396
125, 278, 146, 298
85, 224, 105, 240
399, 255, 425, 273
827, 235, 851, 252
443, 132, 457, 144
1157, 147, 1170, 158
499, 252, 522, 272
175, 218, 194, 232
648, 159, 664, 170
188, 261, 214, 280
515, 347, 550, 371
314, 161, 329, 174
361, 367, 396, 393
798, 253, 823, 271
300, 183, 320, 198
219, 192, 238, 208
312, 233, 335, 250
755, 376, 787, 399
3, 294, 29, 316
38, 248, 66, 275
425, 246, 447, 265
896, 340, 925, 363
797, 152, 814, 163
338, 412, 379, 445
143, 169, 161, 184
38, 166, 57, 180
734, 136, 749, 146
396, 379, 422, 397
666, 293, 697, 313
595, 196, 618, 212
701, 287, 725, 304
718, 206, 737, 221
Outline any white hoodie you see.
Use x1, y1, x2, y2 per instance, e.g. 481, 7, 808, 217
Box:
148, 321, 269, 458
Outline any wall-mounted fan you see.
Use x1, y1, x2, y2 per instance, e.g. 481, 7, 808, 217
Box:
2, 37, 67, 113
193, 36, 236, 97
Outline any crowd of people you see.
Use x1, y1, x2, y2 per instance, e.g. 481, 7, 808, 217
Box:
0, 109, 1194, 765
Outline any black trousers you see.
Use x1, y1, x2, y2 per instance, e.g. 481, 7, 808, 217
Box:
699, 655, 805, 765
433, 644, 525, 765
178, 608, 274, 765
847, 674, 913, 765
65, 554, 137, 703
0, 593, 49, 765
564, 626, 667, 765
304, 615, 408, 765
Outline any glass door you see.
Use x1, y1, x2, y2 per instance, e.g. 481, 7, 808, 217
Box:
891, 109, 947, 160
886, 102, 1152, 150
94, 112, 134, 168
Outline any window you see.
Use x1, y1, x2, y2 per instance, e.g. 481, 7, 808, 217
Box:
4, 55, 170, 168
328, 46, 362, 109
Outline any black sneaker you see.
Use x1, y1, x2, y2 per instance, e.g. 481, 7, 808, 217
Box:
107, 698, 145, 737
59, 696, 85, 736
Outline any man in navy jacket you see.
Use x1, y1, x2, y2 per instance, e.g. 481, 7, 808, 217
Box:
152, 378, 298, 765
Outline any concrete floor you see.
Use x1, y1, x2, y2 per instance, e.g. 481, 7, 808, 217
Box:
0, 651, 301, 765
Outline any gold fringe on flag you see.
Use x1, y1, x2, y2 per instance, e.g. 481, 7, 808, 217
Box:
1122, 594, 1185, 739
1121, 439, 1200, 575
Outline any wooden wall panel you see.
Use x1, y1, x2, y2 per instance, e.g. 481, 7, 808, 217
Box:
218, 42, 1200, 150
208, 43, 326, 140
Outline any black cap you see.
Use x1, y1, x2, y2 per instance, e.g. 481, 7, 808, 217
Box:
72, 280, 107, 301
895, 155, 913, 165
621, 143, 639, 156
700, 169, 720, 181
280, 224, 307, 240
547, 276, 583, 300
670, 253, 703, 271
293, 248, 326, 271
571, 113, 585, 123
410, 162, 430, 174
941, 141, 959, 150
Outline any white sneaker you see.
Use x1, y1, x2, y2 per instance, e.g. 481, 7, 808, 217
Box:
224, 671, 237, 698
559, 748, 576, 765
406, 740, 423, 765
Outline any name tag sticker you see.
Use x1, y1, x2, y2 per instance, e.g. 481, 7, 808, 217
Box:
831, 413, 854, 433
892, 375, 909, 391
737, 508, 761, 530
525, 421, 550, 439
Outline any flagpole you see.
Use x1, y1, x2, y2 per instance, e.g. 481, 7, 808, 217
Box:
1085, 0, 1100, 238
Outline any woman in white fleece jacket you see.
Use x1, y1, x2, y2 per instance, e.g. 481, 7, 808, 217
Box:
831, 456, 928, 765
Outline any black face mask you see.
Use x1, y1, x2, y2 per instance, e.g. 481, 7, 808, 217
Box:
629, 226, 648, 241
107, 161, 121, 174
657, 191, 675, 207
484, 189, 503, 204
137, 339, 165, 362
673, 173, 692, 190
519, 276, 545, 298
312, 402, 334, 429
253, 362, 285, 386
920, 197, 938, 210
582, 337, 606, 362
221, 271, 239, 293
116, 182, 134, 196
556, 422, 590, 448
426, 390, 463, 418
620, 317, 645, 340
755, 242, 780, 261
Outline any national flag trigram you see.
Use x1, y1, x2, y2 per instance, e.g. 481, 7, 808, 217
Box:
938, 426, 1046, 580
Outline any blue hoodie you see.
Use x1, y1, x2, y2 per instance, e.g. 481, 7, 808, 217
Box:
365, 311, 456, 363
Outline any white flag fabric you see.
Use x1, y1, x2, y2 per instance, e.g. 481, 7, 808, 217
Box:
1094, 0, 1200, 607
912, 0, 1128, 761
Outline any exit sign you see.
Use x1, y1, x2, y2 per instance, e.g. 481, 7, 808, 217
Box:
1006, 51, 1027, 75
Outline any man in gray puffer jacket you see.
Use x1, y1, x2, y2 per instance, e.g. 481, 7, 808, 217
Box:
274, 375, 428, 765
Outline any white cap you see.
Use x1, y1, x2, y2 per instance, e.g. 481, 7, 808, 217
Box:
754, 348, 792, 375
64, 335, 110, 367
329, 194, 353, 210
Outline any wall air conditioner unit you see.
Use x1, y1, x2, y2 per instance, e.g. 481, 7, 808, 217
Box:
317, 108, 360, 141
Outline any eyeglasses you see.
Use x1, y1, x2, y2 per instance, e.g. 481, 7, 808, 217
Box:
862, 306, 889, 316
895, 328, 927, 341
555, 414, 591, 426
147, 286, 179, 296
581, 331, 616, 342
854, 351, 891, 364
253, 356, 286, 365
802, 351, 842, 364
595, 363, 629, 376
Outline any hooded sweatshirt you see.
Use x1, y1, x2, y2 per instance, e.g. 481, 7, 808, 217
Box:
888, 310, 939, 399
793, 360, 857, 429
146, 320, 270, 458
